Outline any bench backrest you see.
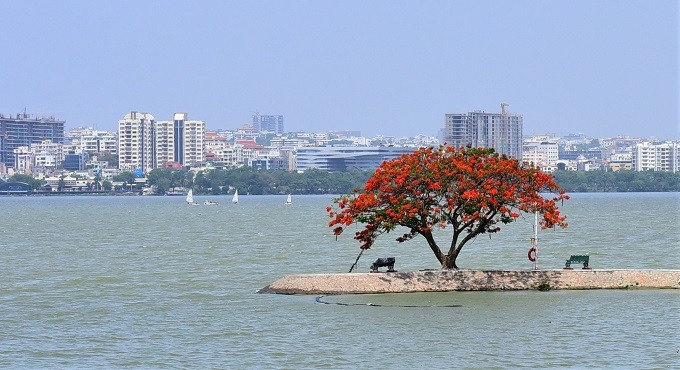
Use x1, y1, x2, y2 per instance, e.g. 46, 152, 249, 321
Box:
567, 255, 589, 262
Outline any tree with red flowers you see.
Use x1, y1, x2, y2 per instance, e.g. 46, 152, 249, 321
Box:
327, 146, 569, 269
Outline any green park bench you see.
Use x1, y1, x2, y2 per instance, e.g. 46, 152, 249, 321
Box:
564, 255, 591, 269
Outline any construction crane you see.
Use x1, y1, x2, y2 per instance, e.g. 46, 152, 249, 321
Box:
501, 102, 509, 116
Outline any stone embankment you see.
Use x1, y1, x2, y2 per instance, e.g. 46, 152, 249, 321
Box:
259, 269, 680, 295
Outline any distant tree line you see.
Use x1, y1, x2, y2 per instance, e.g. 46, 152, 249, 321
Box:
0, 174, 45, 190
146, 167, 372, 195
146, 168, 680, 195
0, 173, 114, 192
2, 168, 678, 194
552, 170, 680, 192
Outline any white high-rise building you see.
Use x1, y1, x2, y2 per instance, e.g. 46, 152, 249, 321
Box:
118, 112, 155, 172
632, 141, 680, 172
444, 103, 523, 159
118, 112, 206, 171
153, 119, 175, 167
176, 113, 205, 166
155, 113, 205, 167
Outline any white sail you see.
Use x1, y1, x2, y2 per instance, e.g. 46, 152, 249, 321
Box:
232, 189, 239, 203
186, 189, 194, 204
285, 194, 292, 205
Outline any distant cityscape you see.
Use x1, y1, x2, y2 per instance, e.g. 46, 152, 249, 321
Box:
0, 103, 678, 192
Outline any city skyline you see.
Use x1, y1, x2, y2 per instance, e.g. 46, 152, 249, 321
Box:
1, 108, 673, 142
2, 109, 679, 177
0, 1, 677, 139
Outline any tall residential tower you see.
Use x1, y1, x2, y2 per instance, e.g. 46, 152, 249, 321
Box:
118, 112, 205, 172
252, 113, 284, 134
0, 112, 65, 169
118, 112, 155, 172
155, 113, 205, 167
444, 103, 523, 159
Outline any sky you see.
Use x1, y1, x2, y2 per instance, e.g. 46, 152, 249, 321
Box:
0, 0, 677, 139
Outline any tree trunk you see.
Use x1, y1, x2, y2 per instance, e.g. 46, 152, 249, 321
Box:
422, 231, 444, 265
443, 219, 490, 269
443, 248, 461, 269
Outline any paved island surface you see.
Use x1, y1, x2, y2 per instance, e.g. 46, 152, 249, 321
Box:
259, 269, 680, 295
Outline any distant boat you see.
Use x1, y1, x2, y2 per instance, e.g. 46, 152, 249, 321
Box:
204, 200, 218, 205
186, 189, 196, 205
285, 194, 292, 205
232, 189, 239, 204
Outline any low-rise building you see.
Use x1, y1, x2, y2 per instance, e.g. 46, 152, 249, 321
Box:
43, 174, 91, 191
296, 146, 419, 172
523, 140, 559, 167
607, 153, 633, 172
12, 146, 33, 174
68, 128, 118, 155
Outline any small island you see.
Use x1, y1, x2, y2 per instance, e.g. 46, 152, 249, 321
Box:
260, 269, 680, 295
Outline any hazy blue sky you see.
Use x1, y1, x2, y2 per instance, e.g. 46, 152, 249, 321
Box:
1, 1, 677, 139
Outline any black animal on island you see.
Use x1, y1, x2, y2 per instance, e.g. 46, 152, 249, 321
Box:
370, 257, 396, 273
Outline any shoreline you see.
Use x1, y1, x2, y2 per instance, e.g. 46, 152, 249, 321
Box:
260, 269, 680, 295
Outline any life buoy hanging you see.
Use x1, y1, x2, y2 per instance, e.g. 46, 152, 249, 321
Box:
527, 247, 537, 262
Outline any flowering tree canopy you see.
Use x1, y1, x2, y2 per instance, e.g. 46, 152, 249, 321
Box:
327, 146, 569, 269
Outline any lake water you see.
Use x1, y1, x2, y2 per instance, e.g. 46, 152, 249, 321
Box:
0, 193, 678, 368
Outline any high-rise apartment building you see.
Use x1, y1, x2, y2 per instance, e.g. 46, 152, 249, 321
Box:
632, 141, 680, 172
153, 119, 175, 167
444, 103, 523, 159
119, 112, 206, 172
155, 113, 205, 167
0, 112, 65, 168
175, 113, 205, 166
118, 112, 155, 172
252, 113, 284, 134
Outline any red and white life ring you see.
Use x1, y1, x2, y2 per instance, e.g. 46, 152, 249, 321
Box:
527, 247, 537, 262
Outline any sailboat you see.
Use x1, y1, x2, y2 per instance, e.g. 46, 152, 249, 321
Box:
285, 194, 292, 205
232, 189, 239, 204
186, 189, 196, 205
